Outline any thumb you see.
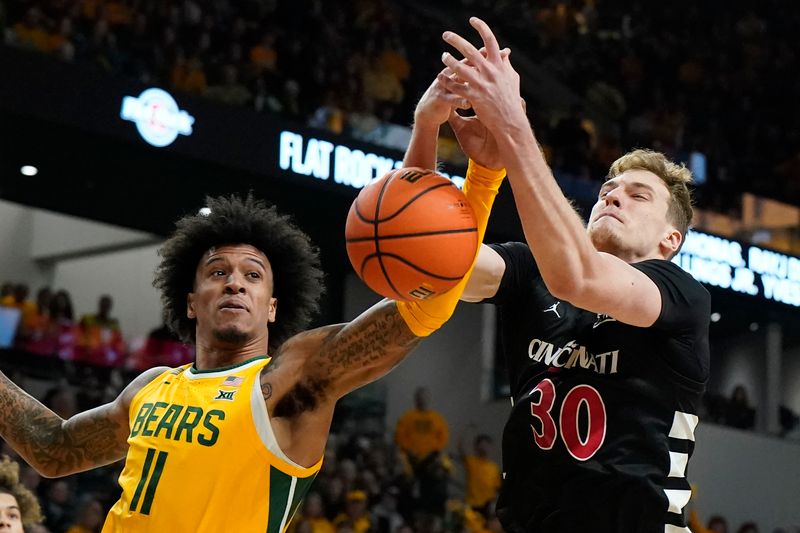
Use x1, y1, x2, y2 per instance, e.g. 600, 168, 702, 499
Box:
448, 109, 469, 132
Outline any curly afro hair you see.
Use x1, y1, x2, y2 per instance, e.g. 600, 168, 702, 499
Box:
153, 194, 325, 352
0, 455, 44, 526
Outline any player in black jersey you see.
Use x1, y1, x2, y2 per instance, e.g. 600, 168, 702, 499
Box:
426, 18, 711, 533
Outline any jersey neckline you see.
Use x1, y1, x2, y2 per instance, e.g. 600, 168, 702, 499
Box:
188, 355, 269, 375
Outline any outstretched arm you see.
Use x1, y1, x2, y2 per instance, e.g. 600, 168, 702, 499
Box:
310, 300, 421, 399
440, 18, 663, 327
0, 367, 166, 477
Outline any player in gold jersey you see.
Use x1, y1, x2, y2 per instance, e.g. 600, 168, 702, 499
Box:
0, 70, 506, 531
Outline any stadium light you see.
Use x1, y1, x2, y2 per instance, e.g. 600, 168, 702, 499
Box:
20, 165, 38, 176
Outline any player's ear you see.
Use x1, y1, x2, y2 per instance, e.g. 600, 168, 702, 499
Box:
660, 228, 682, 257
187, 293, 196, 319
268, 298, 277, 323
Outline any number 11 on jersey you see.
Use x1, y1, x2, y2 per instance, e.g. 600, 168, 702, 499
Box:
130, 448, 169, 515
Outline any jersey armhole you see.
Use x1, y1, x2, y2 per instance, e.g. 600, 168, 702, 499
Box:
249, 378, 323, 476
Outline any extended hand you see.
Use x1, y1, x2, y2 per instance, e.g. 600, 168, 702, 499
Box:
439, 17, 526, 135
448, 108, 503, 170
414, 67, 470, 127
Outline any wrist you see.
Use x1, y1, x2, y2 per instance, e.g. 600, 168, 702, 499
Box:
412, 114, 445, 132
467, 159, 506, 186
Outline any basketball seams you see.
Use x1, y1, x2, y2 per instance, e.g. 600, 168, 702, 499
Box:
345, 168, 478, 301
370, 170, 405, 300
376, 182, 453, 223
352, 178, 455, 225
373, 253, 466, 281
345, 227, 478, 243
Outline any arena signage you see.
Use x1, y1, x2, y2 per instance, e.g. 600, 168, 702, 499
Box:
120, 88, 195, 147
278, 130, 465, 189
673, 230, 800, 307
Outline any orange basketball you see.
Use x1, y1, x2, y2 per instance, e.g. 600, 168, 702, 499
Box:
345, 167, 478, 301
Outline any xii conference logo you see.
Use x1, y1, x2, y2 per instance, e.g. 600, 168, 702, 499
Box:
120, 88, 195, 147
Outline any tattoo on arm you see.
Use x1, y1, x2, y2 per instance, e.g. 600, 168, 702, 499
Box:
0, 372, 129, 477
260, 301, 420, 414
321, 300, 421, 395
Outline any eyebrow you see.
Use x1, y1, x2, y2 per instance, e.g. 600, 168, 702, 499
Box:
0, 505, 20, 510
204, 256, 266, 270
600, 180, 656, 193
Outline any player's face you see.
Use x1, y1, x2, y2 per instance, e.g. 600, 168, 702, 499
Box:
587, 170, 678, 260
188, 244, 277, 347
0, 493, 24, 533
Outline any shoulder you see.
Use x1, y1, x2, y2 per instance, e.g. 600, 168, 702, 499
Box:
488, 241, 534, 265
633, 259, 709, 303
115, 366, 172, 412
260, 326, 344, 417
483, 241, 542, 304
634, 259, 710, 331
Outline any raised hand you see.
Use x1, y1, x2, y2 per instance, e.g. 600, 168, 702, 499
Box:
439, 17, 526, 136
414, 67, 470, 128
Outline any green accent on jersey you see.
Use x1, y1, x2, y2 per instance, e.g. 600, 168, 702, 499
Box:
266, 467, 292, 533
189, 355, 269, 374
130, 448, 155, 512
140, 451, 168, 515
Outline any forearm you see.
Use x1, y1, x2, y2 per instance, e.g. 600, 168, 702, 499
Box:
396, 161, 505, 336
0, 372, 127, 477
323, 299, 422, 397
495, 123, 600, 295
403, 119, 440, 170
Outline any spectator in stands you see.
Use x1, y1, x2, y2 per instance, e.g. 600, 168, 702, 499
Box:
737, 523, 759, 533
42, 387, 78, 420
708, 515, 730, 533
78, 294, 125, 366
725, 385, 756, 430
64, 497, 104, 533
395, 387, 451, 521
1, 284, 38, 338
49, 290, 77, 361
132, 322, 193, 370
333, 490, 371, 533
686, 485, 727, 533
370, 484, 404, 533
296, 492, 335, 533
0, 283, 13, 302
17, 463, 41, 495
0, 455, 44, 533
395, 387, 449, 461
40, 479, 75, 533
24, 288, 53, 351
457, 428, 501, 517
170, 50, 207, 94
205, 64, 252, 106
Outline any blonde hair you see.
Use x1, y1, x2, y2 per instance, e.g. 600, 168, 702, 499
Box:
0, 455, 44, 526
608, 149, 694, 249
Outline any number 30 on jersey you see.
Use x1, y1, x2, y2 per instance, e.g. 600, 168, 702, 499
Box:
529, 379, 606, 461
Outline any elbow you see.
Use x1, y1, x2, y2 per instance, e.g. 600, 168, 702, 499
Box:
33, 464, 61, 479
544, 276, 584, 302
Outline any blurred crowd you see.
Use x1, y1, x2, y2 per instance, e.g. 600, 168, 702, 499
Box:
3, 0, 800, 211
1, 0, 440, 150
0, 281, 193, 371
445, 0, 800, 212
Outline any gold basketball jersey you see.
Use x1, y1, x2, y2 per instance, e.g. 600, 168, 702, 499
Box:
102, 356, 322, 532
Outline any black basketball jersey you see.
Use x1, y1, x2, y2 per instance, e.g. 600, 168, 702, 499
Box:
484, 242, 710, 533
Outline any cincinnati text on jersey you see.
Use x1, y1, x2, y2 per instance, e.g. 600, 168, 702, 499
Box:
527, 338, 619, 375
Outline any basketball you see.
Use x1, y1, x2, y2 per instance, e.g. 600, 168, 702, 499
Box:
345, 167, 478, 301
